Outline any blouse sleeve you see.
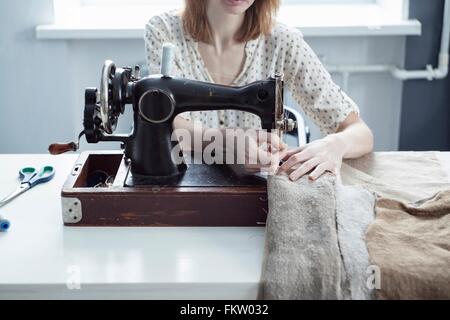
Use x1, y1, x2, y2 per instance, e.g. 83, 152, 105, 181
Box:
282, 28, 360, 135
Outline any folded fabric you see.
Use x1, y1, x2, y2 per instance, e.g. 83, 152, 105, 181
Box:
342, 152, 449, 203
335, 184, 376, 300
366, 191, 450, 299
342, 152, 450, 300
259, 174, 346, 300
259, 173, 376, 300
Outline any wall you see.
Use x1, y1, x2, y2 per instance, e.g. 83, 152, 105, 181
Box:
0, 0, 406, 153
290, 36, 405, 151
399, 0, 450, 151
0, 0, 75, 153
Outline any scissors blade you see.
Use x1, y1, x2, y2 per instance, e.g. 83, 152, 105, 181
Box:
0, 183, 30, 209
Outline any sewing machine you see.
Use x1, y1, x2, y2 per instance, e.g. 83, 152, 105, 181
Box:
50, 45, 297, 227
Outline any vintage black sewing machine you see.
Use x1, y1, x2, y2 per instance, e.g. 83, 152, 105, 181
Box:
51, 46, 297, 227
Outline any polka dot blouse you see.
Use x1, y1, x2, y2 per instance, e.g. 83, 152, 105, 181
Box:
144, 11, 360, 135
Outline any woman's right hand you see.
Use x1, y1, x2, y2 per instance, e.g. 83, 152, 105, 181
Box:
224, 129, 288, 174
173, 117, 287, 173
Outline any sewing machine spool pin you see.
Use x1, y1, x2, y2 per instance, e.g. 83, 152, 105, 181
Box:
161, 43, 175, 77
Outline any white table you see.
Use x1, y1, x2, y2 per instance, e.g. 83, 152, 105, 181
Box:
0, 153, 449, 300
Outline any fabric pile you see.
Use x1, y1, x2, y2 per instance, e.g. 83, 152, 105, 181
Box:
259, 152, 450, 300
367, 191, 450, 299
342, 152, 450, 203
258, 174, 347, 300
258, 174, 375, 300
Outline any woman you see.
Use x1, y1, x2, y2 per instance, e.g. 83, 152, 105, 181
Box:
145, 0, 373, 181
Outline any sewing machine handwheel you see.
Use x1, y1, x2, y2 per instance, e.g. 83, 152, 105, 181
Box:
100, 60, 118, 134
84, 88, 103, 143
112, 67, 131, 115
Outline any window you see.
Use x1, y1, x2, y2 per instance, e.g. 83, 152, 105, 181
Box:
54, 0, 402, 25
76, 0, 381, 12
80, 0, 182, 6
45, 0, 413, 39
79, 0, 377, 5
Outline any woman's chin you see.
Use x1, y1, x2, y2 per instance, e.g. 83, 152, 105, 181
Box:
221, 0, 253, 14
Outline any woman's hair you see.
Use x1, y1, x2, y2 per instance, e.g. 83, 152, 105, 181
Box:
182, 0, 280, 43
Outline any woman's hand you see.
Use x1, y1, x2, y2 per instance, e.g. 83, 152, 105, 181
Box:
278, 134, 346, 181
225, 129, 288, 174
278, 112, 374, 181
173, 117, 288, 172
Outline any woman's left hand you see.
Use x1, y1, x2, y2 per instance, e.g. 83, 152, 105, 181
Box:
278, 135, 346, 181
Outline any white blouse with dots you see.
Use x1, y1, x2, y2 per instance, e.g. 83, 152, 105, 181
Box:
144, 11, 359, 135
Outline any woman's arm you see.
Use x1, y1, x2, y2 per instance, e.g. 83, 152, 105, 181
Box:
279, 112, 373, 181
331, 111, 374, 159
275, 26, 373, 181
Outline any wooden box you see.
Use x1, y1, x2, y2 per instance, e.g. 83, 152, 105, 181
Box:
61, 151, 268, 227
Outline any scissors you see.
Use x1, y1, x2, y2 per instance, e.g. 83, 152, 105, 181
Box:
0, 166, 55, 209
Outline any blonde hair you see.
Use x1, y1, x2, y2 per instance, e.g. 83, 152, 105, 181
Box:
182, 0, 280, 43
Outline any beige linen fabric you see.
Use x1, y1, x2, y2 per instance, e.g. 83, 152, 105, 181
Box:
342, 152, 450, 300
259, 174, 376, 300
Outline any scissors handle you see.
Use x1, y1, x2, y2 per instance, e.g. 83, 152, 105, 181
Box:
28, 166, 55, 187
0, 166, 55, 209
19, 167, 37, 183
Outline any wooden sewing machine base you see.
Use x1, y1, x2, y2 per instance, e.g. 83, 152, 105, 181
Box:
61, 151, 268, 227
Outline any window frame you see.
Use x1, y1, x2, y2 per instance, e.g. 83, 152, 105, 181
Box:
42, 0, 417, 39
53, 0, 409, 25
